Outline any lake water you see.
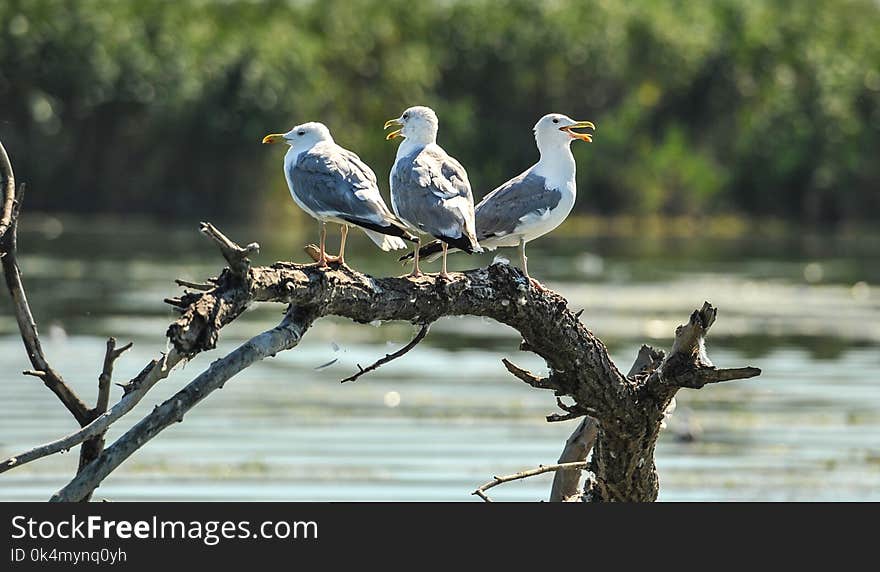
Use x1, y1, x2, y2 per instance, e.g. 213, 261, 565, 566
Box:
1, 215, 878, 501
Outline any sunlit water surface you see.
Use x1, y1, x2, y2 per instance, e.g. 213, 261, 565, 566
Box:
1, 216, 878, 501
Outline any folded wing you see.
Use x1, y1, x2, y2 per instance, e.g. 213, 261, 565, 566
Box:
290, 144, 413, 248
392, 146, 480, 253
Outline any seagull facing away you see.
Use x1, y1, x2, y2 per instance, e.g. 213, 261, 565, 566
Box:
384, 106, 481, 278
401, 113, 594, 283
263, 122, 415, 266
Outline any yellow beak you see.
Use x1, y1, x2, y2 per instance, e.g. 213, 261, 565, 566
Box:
560, 120, 596, 142
384, 118, 403, 141
262, 133, 286, 144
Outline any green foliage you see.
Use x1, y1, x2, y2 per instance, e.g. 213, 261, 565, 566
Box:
0, 0, 878, 222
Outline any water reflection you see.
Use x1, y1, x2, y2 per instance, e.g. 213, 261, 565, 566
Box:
0, 215, 878, 501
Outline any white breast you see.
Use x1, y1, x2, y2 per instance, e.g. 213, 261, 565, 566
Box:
517, 181, 576, 243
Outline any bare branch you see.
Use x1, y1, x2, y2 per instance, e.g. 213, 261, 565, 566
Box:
199, 221, 259, 277
340, 324, 430, 383
649, 302, 761, 390
174, 278, 214, 291
2, 206, 762, 503
546, 396, 594, 422
501, 358, 554, 390
95, 337, 132, 415
472, 462, 590, 502
75, 337, 132, 501
550, 416, 599, 502
669, 366, 762, 389
0, 140, 15, 242
0, 173, 90, 424
0, 350, 183, 474
669, 301, 716, 359
51, 306, 315, 502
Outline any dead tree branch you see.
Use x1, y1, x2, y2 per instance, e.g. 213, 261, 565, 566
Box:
0, 223, 262, 475
199, 221, 259, 277
51, 305, 315, 502
549, 417, 599, 501
341, 323, 430, 383
0, 143, 90, 425
0, 139, 16, 242
2, 134, 761, 502
75, 338, 133, 501
0, 351, 182, 474
472, 462, 590, 502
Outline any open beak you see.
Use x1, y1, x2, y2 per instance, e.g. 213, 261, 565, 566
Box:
560, 120, 596, 142
384, 118, 403, 141
262, 133, 286, 144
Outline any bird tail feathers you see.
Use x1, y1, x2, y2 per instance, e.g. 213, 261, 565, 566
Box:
364, 229, 407, 251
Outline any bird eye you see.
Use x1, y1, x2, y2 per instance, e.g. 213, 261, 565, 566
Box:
552, 118, 559, 124
403, 114, 409, 120
298, 131, 305, 136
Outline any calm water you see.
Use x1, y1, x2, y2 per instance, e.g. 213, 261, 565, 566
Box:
1, 215, 878, 501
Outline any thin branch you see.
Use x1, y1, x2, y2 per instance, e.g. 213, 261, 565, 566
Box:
163, 297, 189, 308
546, 396, 594, 422
174, 278, 214, 291
501, 358, 555, 390
0, 140, 16, 242
472, 462, 590, 502
340, 324, 430, 383
550, 416, 599, 502
0, 350, 183, 474
669, 366, 762, 389
95, 338, 133, 415
75, 337, 132, 501
0, 177, 90, 424
51, 306, 315, 502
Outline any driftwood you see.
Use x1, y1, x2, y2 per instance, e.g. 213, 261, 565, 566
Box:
0, 139, 761, 502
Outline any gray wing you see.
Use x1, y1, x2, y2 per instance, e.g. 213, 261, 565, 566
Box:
392, 147, 476, 241
475, 171, 561, 239
290, 144, 397, 228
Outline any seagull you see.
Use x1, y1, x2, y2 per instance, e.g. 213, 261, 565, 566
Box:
401, 113, 594, 284
384, 106, 480, 278
263, 122, 415, 266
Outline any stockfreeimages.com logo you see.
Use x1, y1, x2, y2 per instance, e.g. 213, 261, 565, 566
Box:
11, 515, 317, 546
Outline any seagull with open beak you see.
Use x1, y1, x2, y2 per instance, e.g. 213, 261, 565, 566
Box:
400, 113, 595, 288
384, 105, 481, 278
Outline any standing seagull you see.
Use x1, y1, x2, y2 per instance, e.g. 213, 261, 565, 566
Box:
402, 113, 594, 283
384, 106, 480, 278
263, 122, 415, 266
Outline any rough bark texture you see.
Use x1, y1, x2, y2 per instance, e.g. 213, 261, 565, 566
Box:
160, 254, 759, 502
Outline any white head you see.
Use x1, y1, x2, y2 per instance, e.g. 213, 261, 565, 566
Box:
384, 106, 439, 146
533, 113, 595, 151
262, 122, 334, 153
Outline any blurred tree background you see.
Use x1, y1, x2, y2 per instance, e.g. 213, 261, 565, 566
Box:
1, 0, 878, 224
